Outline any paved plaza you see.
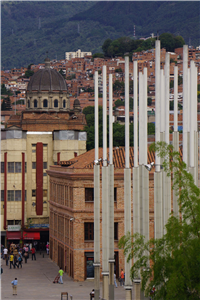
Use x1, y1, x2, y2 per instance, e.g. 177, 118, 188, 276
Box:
1, 252, 132, 300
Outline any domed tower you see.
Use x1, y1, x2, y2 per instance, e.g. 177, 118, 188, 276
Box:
73, 98, 81, 114
26, 57, 69, 111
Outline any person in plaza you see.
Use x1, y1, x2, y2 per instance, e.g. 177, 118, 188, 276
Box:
46, 243, 49, 255
120, 269, 124, 286
114, 272, 118, 288
18, 254, 23, 268
31, 246, 36, 260
13, 254, 19, 268
0, 266, 3, 279
3, 247, 8, 265
9, 253, 14, 269
24, 251, 28, 263
58, 267, 64, 284
11, 277, 18, 296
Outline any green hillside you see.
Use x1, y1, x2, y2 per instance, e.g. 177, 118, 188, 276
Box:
1, 1, 200, 69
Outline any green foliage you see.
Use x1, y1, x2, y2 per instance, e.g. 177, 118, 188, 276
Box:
148, 123, 155, 135
66, 74, 75, 80
59, 69, 66, 78
1, 84, 12, 96
147, 97, 152, 106
119, 142, 200, 300
82, 105, 134, 150
115, 68, 122, 73
92, 53, 104, 59
1, 96, 12, 111
114, 99, 124, 108
1, 2, 199, 69
159, 33, 185, 52
113, 80, 124, 92
24, 69, 34, 78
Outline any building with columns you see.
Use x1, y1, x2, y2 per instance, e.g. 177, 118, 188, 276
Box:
1, 58, 87, 247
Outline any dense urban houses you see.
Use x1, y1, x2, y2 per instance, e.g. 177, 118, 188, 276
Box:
1, 57, 87, 247
47, 147, 156, 281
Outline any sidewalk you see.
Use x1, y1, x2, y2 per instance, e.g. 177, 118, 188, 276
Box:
1, 252, 129, 300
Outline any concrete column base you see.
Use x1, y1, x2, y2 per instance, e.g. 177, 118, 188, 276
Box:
125, 288, 132, 300
109, 262, 114, 300
94, 265, 100, 300
134, 281, 141, 300
102, 274, 109, 300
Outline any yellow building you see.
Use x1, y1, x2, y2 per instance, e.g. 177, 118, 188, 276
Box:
1, 58, 87, 247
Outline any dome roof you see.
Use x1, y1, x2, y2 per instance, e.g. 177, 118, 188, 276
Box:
27, 60, 67, 92
74, 98, 80, 106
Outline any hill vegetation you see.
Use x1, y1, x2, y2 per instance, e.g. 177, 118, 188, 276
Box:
2, 1, 199, 69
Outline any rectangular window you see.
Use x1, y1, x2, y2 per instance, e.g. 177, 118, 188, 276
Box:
15, 190, 21, 201
85, 188, 94, 202
32, 190, 36, 197
25, 190, 27, 201
84, 223, 94, 240
15, 162, 21, 173
43, 173, 47, 176
43, 162, 47, 169
25, 162, 27, 173
32, 162, 36, 169
43, 190, 47, 197
7, 220, 14, 225
1, 162, 4, 173
43, 144, 47, 147
114, 188, 117, 202
8, 190, 14, 201
1, 190, 4, 202
114, 222, 118, 240
8, 162, 14, 173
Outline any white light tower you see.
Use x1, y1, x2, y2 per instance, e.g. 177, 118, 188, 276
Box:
154, 40, 163, 239
108, 74, 115, 300
102, 65, 109, 300
124, 54, 132, 300
94, 71, 100, 300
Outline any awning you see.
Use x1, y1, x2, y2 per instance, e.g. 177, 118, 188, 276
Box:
6, 231, 21, 240
23, 232, 40, 240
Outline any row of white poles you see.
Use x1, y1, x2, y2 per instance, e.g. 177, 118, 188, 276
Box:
94, 41, 198, 300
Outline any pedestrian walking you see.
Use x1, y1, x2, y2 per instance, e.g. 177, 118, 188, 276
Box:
0, 266, 3, 279
114, 272, 118, 288
11, 277, 18, 295
58, 267, 64, 284
24, 252, 28, 263
46, 243, 49, 255
120, 269, 124, 286
3, 247, 8, 261
18, 255, 23, 268
9, 253, 14, 269
31, 247, 36, 260
14, 255, 19, 268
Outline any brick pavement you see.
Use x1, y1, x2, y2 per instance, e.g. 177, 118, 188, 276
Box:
1, 252, 132, 300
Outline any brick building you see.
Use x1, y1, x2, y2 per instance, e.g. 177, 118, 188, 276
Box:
47, 147, 155, 281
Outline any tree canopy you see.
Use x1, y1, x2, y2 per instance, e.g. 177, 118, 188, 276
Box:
119, 142, 200, 300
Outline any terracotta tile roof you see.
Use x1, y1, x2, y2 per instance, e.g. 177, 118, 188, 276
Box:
60, 147, 156, 170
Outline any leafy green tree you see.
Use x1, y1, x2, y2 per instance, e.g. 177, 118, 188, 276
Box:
159, 33, 175, 52
59, 69, 66, 78
148, 97, 152, 106
113, 80, 124, 92
148, 123, 155, 135
119, 142, 200, 300
1, 84, 12, 96
102, 38, 112, 56
174, 35, 185, 49
1, 96, 12, 111
24, 69, 34, 78
93, 53, 104, 59
114, 99, 124, 108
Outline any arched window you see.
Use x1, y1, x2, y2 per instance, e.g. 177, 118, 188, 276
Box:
28, 100, 30, 108
43, 99, 48, 108
63, 99, 66, 108
34, 99, 37, 108
54, 99, 58, 108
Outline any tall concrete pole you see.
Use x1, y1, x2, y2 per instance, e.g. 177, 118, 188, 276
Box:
143, 68, 149, 245
160, 69, 165, 133
154, 40, 163, 239
139, 72, 144, 236
133, 60, 141, 297
94, 71, 101, 300
173, 66, 179, 218
109, 74, 115, 300
163, 52, 171, 235
194, 66, 198, 186
102, 65, 109, 300
189, 61, 196, 183
124, 54, 132, 300
183, 45, 188, 166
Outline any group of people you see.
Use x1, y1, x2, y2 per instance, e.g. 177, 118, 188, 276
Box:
114, 269, 125, 288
